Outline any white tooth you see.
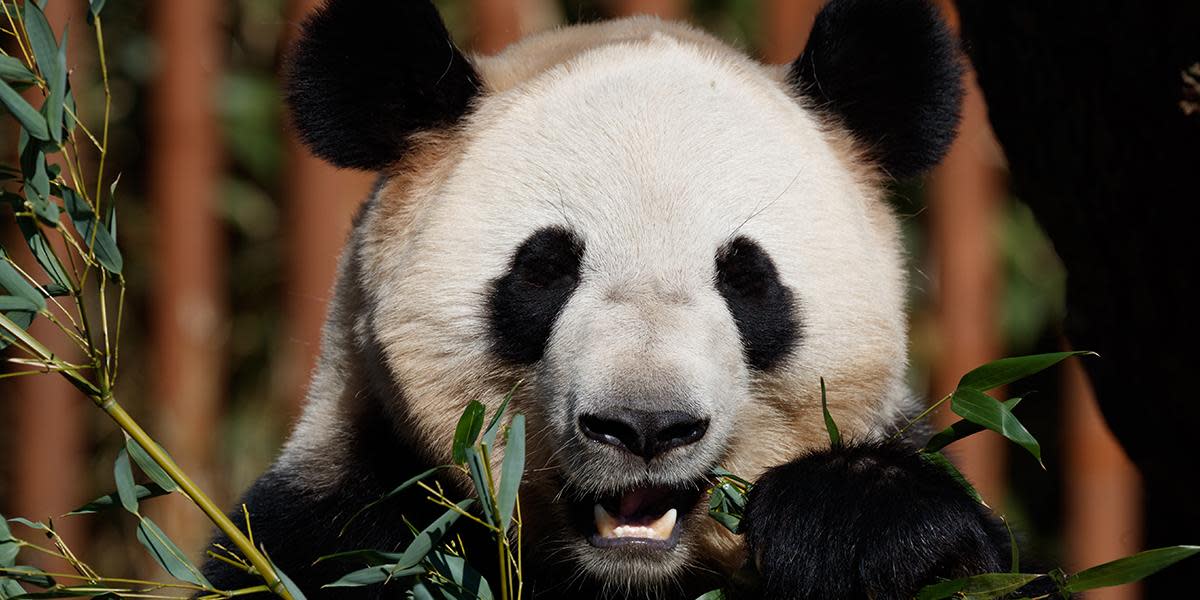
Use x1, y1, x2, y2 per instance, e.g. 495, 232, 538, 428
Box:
649, 508, 677, 540
594, 504, 618, 539
613, 525, 655, 538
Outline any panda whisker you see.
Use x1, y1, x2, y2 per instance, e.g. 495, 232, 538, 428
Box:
725, 164, 803, 244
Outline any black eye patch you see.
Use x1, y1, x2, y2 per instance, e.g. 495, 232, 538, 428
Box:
488, 227, 585, 364
715, 236, 801, 371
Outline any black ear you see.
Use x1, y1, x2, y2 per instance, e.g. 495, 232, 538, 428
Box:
790, 0, 964, 178
285, 0, 481, 171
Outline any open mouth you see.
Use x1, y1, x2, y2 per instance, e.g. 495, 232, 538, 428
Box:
572, 483, 706, 550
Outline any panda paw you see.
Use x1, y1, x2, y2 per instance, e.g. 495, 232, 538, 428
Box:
739, 441, 1007, 600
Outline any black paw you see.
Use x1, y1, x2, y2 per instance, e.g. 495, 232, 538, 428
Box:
740, 442, 1007, 600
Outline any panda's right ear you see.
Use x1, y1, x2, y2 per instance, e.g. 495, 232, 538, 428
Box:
285, 0, 481, 171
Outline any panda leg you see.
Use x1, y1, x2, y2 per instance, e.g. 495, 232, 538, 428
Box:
740, 441, 1008, 600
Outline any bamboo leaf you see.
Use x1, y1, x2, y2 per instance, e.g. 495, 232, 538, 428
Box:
958, 351, 1092, 392
265, 551, 307, 600
695, 591, 725, 600
0, 56, 35, 84
135, 516, 211, 588
340, 466, 451, 536
0, 579, 25, 599
323, 564, 422, 588
1, 566, 53, 587
464, 448, 496, 526
17, 218, 70, 292
426, 552, 494, 600
820, 378, 841, 447
915, 573, 1042, 600
0, 248, 43, 310
0, 310, 36, 352
87, 0, 107, 24
410, 582, 436, 600
481, 382, 520, 449
62, 187, 122, 274
113, 448, 140, 515
1064, 546, 1200, 592
497, 414, 525, 532
452, 401, 485, 465
0, 512, 18, 566
22, 2, 60, 87
389, 500, 474, 575
0, 297, 39, 312
68, 482, 171, 515
0, 80, 49, 140
126, 438, 180, 493
924, 397, 1024, 453
314, 549, 403, 566
951, 388, 1043, 467
43, 30, 67, 145
921, 451, 983, 505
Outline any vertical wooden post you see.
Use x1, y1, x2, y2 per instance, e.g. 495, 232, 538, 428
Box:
611, 0, 685, 19
927, 71, 1008, 508
473, 0, 523, 55
277, 0, 376, 418
926, 0, 1008, 509
147, 0, 225, 554
7, 0, 91, 564
1063, 356, 1143, 600
760, 0, 822, 64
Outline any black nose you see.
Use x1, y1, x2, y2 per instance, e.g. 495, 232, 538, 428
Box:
579, 409, 709, 461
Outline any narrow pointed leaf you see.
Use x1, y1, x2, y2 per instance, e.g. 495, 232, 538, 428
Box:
44, 30, 67, 145
323, 564, 422, 588
22, 2, 60, 86
87, 0, 107, 24
452, 401, 485, 465
1, 566, 53, 587
135, 516, 211, 588
0, 512, 18, 566
0, 310, 36, 351
0, 578, 24, 599
958, 351, 1092, 392
265, 552, 308, 600
951, 388, 1043, 467
1065, 545, 1200, 592
695, 591, 725, 600
482, 382, 520, 449
921, 451, 983, 504
464, 447, 496, 526
17, 219, 70, 291
113, 448, 139, 515
0, 56, 35, 83
390, 500, 474, 575
915, 573, 1042, 600
0, 248, 43, 308
126, 438, 179, 492
820, 378, 841, 446
497, 414, 525, 531
340, 466, 451, 535
0, 297, 39, 312
62, 187, 122, 274
314, 549, 403, 566
410, 582, 437, 600
69, 482, 170, 515
427, 552, 494, 600
924, 397, 1024, 453
0, 80, 49, 140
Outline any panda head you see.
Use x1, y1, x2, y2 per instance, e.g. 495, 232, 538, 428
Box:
285, 0, 961, 590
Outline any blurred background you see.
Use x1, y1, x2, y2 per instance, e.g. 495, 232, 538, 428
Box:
0, 0, 1142, 597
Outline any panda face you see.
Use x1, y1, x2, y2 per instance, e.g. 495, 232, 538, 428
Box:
357, 28, 912, 587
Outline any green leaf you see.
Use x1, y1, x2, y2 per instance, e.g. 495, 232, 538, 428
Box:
0, 56, 35, 84
0, 79, 50, 140
410, 581, 437, 600
695, 591, 725, 600
464, 447, 496, 527
497, 414, 525, 532
113, 448, 140, 515
340, 466, 452, 536
323, 564, 422, 588
42, 30, 67, 145
265, 551, 308, 600
389, 500, 474, 575
708, 510, 741, 534
135, 516, 211, 588
1064, 545, 1200, 592
924, 397, 1024, 453
951, 388, 1043, 467
482, 382, 520, 449
0, 310, 35, 351
87, 0, 107, 24
958, 351, 1092, 392
69, 482, 171, 515
62, 187, 122, 274
452, 401, 485, 465
1, 565, 53, 587
314, 549, 404, 567
820, 378, 841, 447
0, 578, 25, 600
0, 297, 39, 312
915, 573, 1042, 600
921, 452, 983, 504
22, 2, 60, 88
0, 512, 18, 566
426, 552, 494, 600
126, 438, 180, 492
16, 219, 70, 292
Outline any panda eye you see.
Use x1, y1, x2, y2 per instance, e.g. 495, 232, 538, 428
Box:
513, 229, 584, 289
715, 236, 801, 371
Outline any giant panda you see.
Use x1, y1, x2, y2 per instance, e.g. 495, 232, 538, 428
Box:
203, 0, 1012, 598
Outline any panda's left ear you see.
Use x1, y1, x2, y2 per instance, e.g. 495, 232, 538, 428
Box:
789, 0, 964, 178
285, 0, 481, 171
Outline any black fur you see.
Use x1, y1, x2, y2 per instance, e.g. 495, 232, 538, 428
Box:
715, 236, 800, 371
488, 227, 585, 364
285, 0, 481, 170
789, 0, 964, 178
740, 441, 1008, 600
